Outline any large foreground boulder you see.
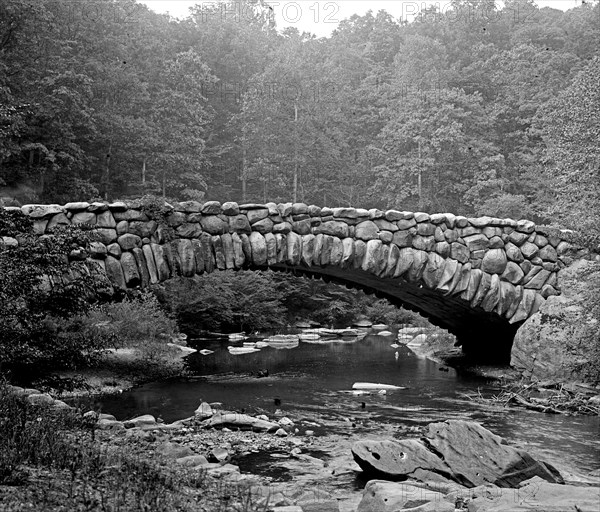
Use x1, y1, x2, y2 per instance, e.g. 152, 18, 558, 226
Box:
352, 420, 562, 488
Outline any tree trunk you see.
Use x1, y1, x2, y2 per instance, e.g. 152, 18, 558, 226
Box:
293, 102, 298, 203
417, 139, 423, 210
104, 140, 112, 201
241, 124, 247, 202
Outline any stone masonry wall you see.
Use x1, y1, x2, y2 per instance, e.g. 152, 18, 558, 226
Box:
1, 200, 579, 326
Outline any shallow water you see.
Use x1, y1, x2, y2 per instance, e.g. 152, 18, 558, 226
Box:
97, 329, 600, 474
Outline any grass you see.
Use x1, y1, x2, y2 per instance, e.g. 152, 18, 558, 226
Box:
0, 384, 271, 511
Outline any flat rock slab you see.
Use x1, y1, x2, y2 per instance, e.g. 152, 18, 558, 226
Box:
202, 412, 280, 432
464, 479, 600, 511
352, 420, 563, 488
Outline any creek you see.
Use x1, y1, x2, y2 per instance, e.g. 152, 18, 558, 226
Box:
97, 328, 600, 475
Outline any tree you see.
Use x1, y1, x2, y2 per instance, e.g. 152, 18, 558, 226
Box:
374, 86, 501, 214
535, 57, 600, 232
0, 209, 105, 378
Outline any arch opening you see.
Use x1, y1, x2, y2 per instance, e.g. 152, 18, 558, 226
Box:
265, 264, 518, 364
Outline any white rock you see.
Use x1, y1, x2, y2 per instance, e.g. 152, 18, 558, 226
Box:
372, 324, 389, 330
26, 393, 55, 406
407, 333, 428, 346
352, 382, 406, 390
228, 346, 260, 355
194, 402, 213, 419
124, 414, 156, 428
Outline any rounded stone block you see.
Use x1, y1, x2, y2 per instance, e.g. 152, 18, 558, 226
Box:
291, 219, 311, 235
292, 203, 308, 215
221, 202, 239, 215
374, 219, 398, 232
113, 209, 148, 222
315, 220, 349, 238
22, 204, 64, 219
46, 213, 70, 230
96, 210, 116, 228
89, 242, 107, 259
116, 220, 129, 235
117, 234, 142, 251
130, 220, 158, 238
200, 216, 227, 235
201, 201, 222, 214
104, 255, 126, 289
481, 248, 508, 274
396, 218, 417, 230
355, 221, 379, 241
249, 232, 267, 266
422, 252, 445, 288
286, 232, 302, 265
142, 244, 159, 284
361, 239, 383, 274
72, 211, 97, 225
91, 228, 117, 245
412, 235, 435, 251
247, 209, 269, 224
416, 223, 435, 236
392, 231, 413, 248
502, 261, 524, 285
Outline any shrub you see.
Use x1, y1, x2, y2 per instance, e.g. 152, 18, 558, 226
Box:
159, 270, 287, 332
0, 384, 213, 510
355, 298, 430, 327
565, 262, 600, 384
83, 291, 184, 380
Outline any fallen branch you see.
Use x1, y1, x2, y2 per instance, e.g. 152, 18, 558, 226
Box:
506, 393, 564, 415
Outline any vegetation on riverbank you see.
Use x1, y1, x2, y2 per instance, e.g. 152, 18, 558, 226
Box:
0, 383, 272, 511
565, 262, 600, 383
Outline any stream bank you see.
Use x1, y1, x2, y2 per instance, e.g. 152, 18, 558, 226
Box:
4, 383, 599, 512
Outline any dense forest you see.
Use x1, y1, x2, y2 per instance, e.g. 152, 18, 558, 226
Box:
0, 0, 599, 233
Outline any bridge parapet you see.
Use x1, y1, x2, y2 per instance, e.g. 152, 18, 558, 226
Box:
1, 201, 581, 334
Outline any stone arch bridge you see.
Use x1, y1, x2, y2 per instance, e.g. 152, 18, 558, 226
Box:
2, 200, 580, 359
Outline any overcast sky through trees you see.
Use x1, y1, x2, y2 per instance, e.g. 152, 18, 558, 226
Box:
142, 0, 583, 36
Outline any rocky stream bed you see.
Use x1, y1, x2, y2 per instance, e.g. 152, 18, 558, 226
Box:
7, 379, 600, 512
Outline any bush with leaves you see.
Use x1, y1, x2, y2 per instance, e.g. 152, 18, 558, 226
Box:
565, 262, 600, 384
0, 383, 221, 511
0, 209, 108, 381
83, 291, 183, 380
157, 270, 287, 333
